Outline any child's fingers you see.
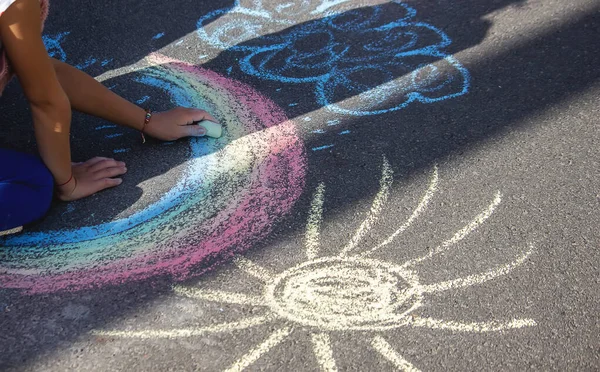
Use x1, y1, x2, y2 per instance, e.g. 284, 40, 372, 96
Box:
179, 124, 207, 138
82, 156, 112, 167
88, 158, 126, 173
93, 165, 127, 180
95, 177, 123, 192
187, 108, 219, 124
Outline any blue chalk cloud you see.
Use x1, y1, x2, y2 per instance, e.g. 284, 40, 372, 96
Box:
197, 1, 470, 116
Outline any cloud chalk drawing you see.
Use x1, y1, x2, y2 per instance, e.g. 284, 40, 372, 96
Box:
0, 54, 306, 294
197, 1, 470, 116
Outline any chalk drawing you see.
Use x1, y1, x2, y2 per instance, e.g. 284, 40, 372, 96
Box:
93, 157, 535, 371
0, 54, 306, 294
94, 125, 117, 130
42, 32, 70, 62
101, 59, 113, 67
197, 1, 469, 116
75, 57, 97, 70
312, 144, 334, 152
136, 95, 150, 104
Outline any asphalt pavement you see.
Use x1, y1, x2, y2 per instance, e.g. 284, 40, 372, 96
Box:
1, 0, 599, 371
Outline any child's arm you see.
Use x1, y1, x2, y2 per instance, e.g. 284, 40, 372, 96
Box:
51, 59, 219, 141
0, 0, 125, 201
1, 0, 71, 185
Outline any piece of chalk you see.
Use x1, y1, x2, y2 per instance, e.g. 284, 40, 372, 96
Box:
197, 120, 222, 138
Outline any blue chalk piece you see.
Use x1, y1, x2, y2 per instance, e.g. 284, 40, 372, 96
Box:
327, 119, 341, 126
101, 59, 113, 67
107, 85, 117, 90
105, 133, 124, 139
227, 66, 233, 75
288, 103, 298, 107
175, 40, 184, 46
312, 144, 335, 152
276, 88, 282, 92
113, 148, 131, 154
136, 96, 150, 104
152, 32, 165, 40
339, 130, 350, 135
95, 125, 117, 130
312, 129, 325, 134
199, 54, 208, 59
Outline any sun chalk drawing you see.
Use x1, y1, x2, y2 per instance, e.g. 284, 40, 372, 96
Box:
197, 1, 469, 116
93, 157, 535, 371
0, 54, 306, 294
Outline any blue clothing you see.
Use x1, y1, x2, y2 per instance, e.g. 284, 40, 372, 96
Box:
0, 148, 53, 230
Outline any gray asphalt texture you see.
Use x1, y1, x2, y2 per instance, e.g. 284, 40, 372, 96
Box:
1, 0, 599, 371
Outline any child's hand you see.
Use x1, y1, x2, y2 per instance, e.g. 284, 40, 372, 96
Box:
56, 157, 127, 201
145, 107, 219, 141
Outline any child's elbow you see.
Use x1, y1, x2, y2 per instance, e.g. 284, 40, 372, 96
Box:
29, 92, 71, 132
28, 89, 70, 112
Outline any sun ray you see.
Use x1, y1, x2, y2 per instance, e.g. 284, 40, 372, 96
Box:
306, 183, 326, 260
90, 315, 274, 339
359, 166, 439, 258
420, 246, 534, 294
173, 286, 266, 307
401, 191, 502, 268
233, 256, 275, 282
371, 335, 421, 372
339, 156, 394, 257
311, 332, 338, 372
408, 316, 537, 332
224, 327, 293, 372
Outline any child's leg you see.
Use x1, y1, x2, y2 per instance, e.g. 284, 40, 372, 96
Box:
0, 148, 54, 230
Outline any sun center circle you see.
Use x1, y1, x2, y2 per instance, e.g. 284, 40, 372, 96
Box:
265, 257, 421, 331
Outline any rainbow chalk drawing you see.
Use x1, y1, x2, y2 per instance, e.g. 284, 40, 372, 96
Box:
197, 1, 470, 116
0, 54, 306, 294
93, 157, 536, 371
